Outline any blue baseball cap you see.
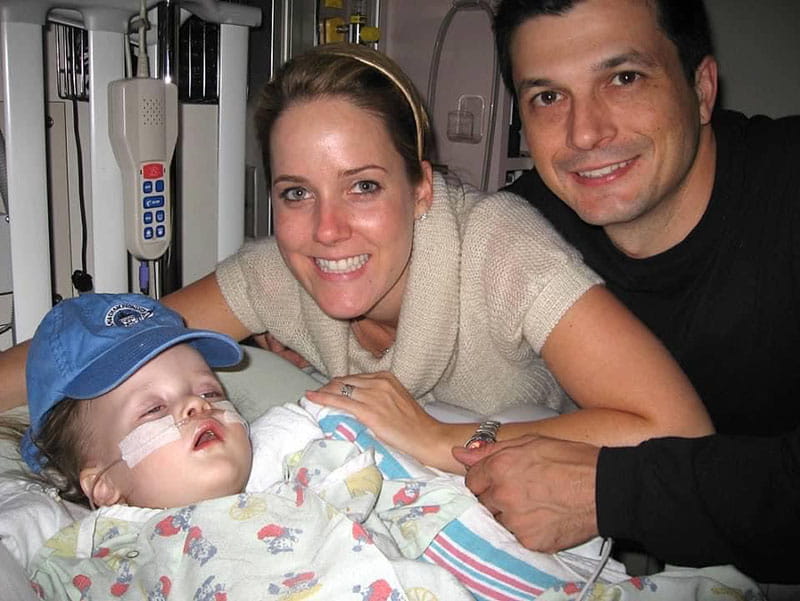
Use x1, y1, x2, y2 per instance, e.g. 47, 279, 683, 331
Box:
22, 293, 243, 472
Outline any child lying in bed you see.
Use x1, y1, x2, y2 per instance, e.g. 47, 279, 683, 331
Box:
10, 294, 761, 601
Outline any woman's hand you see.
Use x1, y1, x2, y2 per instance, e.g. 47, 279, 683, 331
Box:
306, 371, 463, 471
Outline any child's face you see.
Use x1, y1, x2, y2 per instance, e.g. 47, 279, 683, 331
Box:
81, 344, 252, 508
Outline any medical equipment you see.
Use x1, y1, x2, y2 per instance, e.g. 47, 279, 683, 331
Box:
108, 5, 178, 262
0, 0, 260, 342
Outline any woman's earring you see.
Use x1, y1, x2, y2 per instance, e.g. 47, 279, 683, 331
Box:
416, 212, 428, 222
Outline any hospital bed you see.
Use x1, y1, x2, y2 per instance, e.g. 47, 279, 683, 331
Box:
0, 345, 774, 600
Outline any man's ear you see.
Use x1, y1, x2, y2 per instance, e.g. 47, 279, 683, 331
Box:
694, 55, 718, 126
80, 465, 123, 507
413, 161, 434, 219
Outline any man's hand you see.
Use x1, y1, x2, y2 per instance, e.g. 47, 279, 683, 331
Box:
452, 435, 601, 552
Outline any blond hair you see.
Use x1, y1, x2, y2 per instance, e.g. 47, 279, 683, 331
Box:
0, 400, 93, 506
254, 43, 432, 184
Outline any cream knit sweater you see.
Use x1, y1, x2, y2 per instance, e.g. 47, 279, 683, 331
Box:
216, 173, 602, 416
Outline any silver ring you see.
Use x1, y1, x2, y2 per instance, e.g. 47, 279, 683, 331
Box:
340, 383, 355, 399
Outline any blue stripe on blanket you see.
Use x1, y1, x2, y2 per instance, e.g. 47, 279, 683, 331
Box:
423, 520, 565, 601
319, 412, 569, 600
318, 414, 411, 479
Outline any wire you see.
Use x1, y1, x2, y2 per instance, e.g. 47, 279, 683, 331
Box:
69, 98, 93, 294
135, 0, 150, 78
576, 537, 614, 601
124, 32, 133, 78
426, 0, 500, 191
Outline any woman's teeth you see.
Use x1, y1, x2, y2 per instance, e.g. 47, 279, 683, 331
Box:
577, 159, 633, 178
315, 254, 369, 273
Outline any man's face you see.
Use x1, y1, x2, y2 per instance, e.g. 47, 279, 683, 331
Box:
511, 0, 716, 253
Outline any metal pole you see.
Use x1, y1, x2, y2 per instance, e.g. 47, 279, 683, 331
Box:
155, 0, 181, 297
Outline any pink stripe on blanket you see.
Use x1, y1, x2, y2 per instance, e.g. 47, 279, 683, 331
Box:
424, 546, 532, 601
333, 424, 357, 442
428, 533, 544, 596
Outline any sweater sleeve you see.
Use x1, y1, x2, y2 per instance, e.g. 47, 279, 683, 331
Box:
596, 428, 800, 583
464, 190, 603, 354
215, 238, 303, 336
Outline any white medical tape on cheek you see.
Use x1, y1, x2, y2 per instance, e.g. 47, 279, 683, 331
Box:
118, 400, 248, 467
215, 400, 249, 433
118, 414, 181, 468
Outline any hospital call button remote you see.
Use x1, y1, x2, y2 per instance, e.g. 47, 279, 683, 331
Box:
108, 76, 178, 261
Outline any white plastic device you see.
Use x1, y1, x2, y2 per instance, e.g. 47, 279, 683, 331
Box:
108, 77, 178, 261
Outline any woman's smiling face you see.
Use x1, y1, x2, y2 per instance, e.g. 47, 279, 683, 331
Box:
269, 97, 432, 324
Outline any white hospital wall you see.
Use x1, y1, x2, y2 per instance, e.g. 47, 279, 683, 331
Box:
382, 1, 800, 147
383, 1, 513, 191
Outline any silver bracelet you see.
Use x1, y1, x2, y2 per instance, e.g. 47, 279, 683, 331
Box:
464, 420, 501, 449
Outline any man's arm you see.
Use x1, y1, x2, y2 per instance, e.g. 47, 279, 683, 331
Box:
452, 435, 600, 552
599, 429, 800, 583
455, 429, 800, 584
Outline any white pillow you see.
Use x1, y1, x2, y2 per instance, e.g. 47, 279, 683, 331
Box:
0, 476, 91, 569
0, 542, 38, 600
216, 346, 322, 421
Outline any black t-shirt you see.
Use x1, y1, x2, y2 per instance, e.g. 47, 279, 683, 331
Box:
508, 109, 800, 436
507, 109, 800, 580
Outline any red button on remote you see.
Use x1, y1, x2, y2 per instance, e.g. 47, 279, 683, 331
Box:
142, 163, 164, 179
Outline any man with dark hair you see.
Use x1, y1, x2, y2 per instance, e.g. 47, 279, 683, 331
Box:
454, 0, 800, 584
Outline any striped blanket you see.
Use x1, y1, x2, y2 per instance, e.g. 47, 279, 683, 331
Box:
301, 400, 763, 601
30, 401, 761, 600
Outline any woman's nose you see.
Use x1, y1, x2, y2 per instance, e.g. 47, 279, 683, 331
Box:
313, 199, 351, 245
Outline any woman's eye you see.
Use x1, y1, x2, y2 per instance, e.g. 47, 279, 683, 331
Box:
532, 90, 561, 107
280, 187, 309, 202
352, 180, 380, 194
612, 71, 641, 86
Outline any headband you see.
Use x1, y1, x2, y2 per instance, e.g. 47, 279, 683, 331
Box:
324, 48, 426, 162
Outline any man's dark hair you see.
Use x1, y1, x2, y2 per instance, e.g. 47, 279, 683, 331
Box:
493, 0, 714, 92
